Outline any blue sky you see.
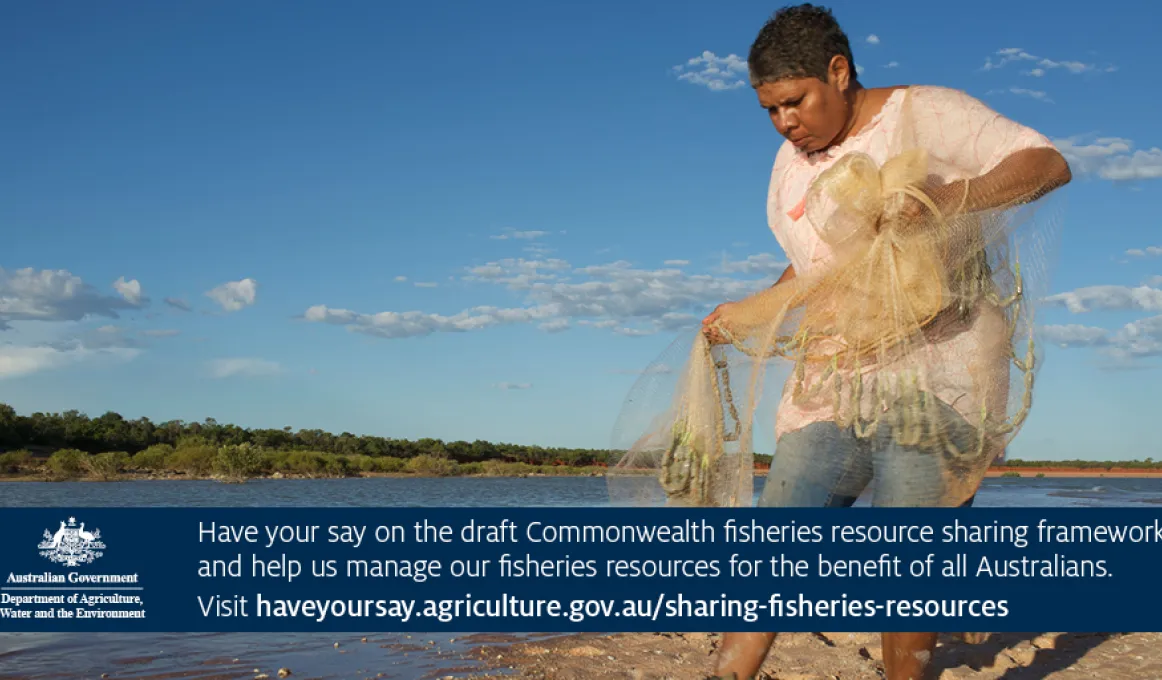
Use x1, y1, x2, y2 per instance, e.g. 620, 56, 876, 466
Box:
2, 0, 1160, 460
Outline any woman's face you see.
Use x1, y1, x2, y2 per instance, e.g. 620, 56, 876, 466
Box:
755, 55, 853, 154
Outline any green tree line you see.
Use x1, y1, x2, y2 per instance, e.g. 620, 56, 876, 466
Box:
2, 403, 1155, 482
0, 403, 622, 466
999, 458, 1162, 470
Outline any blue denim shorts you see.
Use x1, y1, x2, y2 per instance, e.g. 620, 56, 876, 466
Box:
757, 396, 981, 508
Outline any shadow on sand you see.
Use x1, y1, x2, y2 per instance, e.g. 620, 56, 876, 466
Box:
932, 632, 1119, 679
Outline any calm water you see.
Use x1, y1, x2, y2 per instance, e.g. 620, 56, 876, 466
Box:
2, 475, 1160, 679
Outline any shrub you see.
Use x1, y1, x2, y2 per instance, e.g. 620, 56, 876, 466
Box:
132, 444, 173, 471
87, 451, 130, 480
459, 462, 484, 475
0, 450, 32, 474
375, 456, 406, 473
214, 444, 265, 483
482, 460, 536, 476
346, 455, 380, 473
283, 451, 327, 476
406, 454, 460, 476
166, 444, 217, 476
47, 449, 88, 479
323, 455, 352, 478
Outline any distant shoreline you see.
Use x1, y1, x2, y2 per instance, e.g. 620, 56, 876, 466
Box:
0, 469, 608, 483
983, 467, 1162, 478
4, 466, 1161, 483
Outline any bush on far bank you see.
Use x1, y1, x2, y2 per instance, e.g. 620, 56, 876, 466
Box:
0, 449, 32, 474
47, 448, 88, 479
132, 444, 173, 471
87, 451, 130, 480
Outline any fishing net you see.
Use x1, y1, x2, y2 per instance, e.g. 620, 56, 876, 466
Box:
607, 87, 1064, 511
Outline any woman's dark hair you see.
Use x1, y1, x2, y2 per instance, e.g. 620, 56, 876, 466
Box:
748, 4, 859, 87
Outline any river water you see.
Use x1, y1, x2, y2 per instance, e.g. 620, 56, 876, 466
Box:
2, 475, 1159, 679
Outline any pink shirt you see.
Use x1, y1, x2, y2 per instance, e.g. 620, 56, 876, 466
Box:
765, 86, 1056, 440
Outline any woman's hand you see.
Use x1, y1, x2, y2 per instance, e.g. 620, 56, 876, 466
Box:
702, 301, 739, 345
703, 280, 800, 346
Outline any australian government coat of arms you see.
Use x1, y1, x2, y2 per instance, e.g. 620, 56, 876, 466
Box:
38, 516, 106, 567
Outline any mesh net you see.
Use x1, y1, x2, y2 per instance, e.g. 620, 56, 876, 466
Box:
607, 88, 1064, 510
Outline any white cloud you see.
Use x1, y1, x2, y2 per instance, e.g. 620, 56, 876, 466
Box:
613, 327, 656, 337
1101, 149, 1162, 181
1026, 68, 1046, 77
720, 252, 790, 276
0, 345, 69, 379
53, 325, 141, 351
463, 258, 571, 290
0, 324, 141, 380
856, 65, 866, 76
1043, 277, 1162, 362
304, 303, 560, 339
1126, 247, 1162, 257
306, 255, 775, 340
612, 364, 675, 376
1044, 284, 1162, 314
1053, 136, 1162, 181
0, 343, 140, 380
113, 277, 145, 305
0, 267, 139, 329
658, 312, 700, 331
141, 329, 180, 338
1009, 87, 1051, 102
164, 297, 191, 312
866, 34, 881, 45
1039, 324, 1110, 348
673, 51, 748, 91
206, 278, 257, 312
884, 61, 899, 69
989, 87, 1053, 103
394, 276, 408, 282
1109, 315, 1162, 358
490, 230, 548, 241
206, 358, 282, 379
414, 282, 438, 288
539, 319, 570, 333
496, 382, 532, 390
983, 48, 1108, 75
664, 260, 690, 266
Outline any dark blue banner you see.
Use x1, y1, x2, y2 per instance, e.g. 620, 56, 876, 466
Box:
0, 508, 1158, 632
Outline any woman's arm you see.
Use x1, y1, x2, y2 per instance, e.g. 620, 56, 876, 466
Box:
703, 264, 798, 343
932, 147, 1072, 215
905, 87, 1073, 217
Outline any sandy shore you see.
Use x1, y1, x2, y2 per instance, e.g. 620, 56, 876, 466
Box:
460, 631, 1162, 679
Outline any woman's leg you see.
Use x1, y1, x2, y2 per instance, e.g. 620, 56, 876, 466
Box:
712, 422, 871, 679
756, 421, 871, 508
870, 398, 984, 680
882, 632, 939, 680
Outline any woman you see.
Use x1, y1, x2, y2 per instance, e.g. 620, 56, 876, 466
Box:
700, 5, 1071, 679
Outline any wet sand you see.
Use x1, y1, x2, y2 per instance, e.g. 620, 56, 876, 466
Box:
0, 631, 544, 680
463, 631, 1162, 679
4, 631, 1158, 679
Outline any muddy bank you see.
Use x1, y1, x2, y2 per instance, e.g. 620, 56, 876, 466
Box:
462, 631, 1162, 679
